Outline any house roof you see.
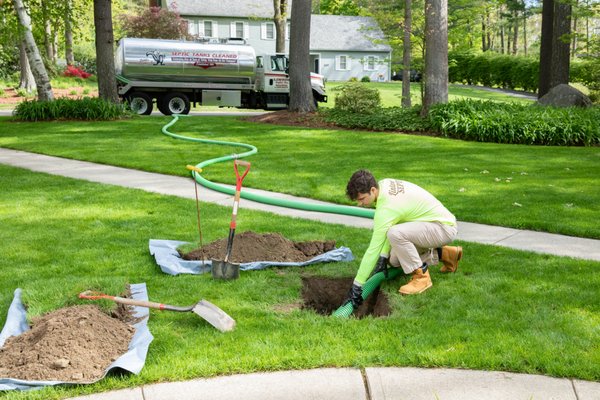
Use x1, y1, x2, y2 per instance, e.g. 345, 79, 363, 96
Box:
167, 0, 284, 19
309, 15, 390, 52
166, 0, 391, 52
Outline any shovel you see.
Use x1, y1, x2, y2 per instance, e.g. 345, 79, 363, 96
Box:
79, 290, 236, 332
212, 159, 251, 280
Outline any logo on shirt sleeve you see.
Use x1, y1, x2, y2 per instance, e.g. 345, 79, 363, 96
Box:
389, 180, 405, 196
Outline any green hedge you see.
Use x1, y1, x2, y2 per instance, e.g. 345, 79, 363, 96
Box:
429, 100, 600, 146
449, 51, 599, 95
321, 107, 432, 132
14, 97, 130, 121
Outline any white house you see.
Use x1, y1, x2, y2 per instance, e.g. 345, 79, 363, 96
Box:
158, 0, 392, 82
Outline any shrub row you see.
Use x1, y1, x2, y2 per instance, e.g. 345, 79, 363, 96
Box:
449, 51, 600, 95
14, 97, 130, 121
321, 107, 432, 132
429, 99, 600, 146
449, 51, 539, 92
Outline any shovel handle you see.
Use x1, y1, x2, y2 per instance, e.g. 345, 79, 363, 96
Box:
233, 160, 250, 191
79, 291, 176, 311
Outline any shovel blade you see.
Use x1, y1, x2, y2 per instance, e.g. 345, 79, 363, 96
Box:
211, 259, 240, 280
193, 299, 236, 332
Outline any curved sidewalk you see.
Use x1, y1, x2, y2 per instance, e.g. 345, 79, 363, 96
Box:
1, 148, 599, 262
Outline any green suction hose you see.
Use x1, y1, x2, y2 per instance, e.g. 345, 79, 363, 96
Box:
161, 115, 375, 219
332, 268, 403, 317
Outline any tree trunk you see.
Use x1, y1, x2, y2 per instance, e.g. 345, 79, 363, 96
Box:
273, 0, 287, 53
550, 0, 571, 87
539, 0, 554, 97
538, 0, 571, 97
402, 0, 412, 108
12, 0, 54, 101
421, 0, 448, 116
94, 0, 119, 103
65, 2, 75, 65
481, 16, 487, 51
523, 14, 528, 55
18, 40, 36, 92
42, 0, 53, 60
512, 11, 519, 55
288, 0, 315, 113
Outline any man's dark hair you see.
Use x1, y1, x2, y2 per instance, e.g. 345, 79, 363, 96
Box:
346, 169, 378, 200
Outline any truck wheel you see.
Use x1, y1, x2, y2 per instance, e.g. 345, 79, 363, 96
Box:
127, 92, 153, 115
162, 92, 190, 115
156, 96, 171, 115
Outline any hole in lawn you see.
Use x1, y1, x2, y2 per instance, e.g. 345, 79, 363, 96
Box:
301, 276, 391, 319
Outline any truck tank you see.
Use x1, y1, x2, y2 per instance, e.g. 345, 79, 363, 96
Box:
115, 38, 256, 85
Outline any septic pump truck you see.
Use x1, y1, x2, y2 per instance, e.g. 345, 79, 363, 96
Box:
115, 37, 328, 115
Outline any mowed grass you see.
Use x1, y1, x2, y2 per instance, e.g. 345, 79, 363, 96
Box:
0, 164, 598, 399
322, 82, 535, 108
0, 115, 598, 239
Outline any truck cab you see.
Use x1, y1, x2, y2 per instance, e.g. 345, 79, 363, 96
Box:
255, 54, 327, 109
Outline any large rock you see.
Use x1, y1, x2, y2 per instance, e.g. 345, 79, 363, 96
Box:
538, 84, 592, 107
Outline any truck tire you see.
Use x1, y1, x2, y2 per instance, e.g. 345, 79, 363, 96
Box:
162, 92, 190, 115
127, 92, 153, 115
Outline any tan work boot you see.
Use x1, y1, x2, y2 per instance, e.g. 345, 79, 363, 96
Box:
399, 267, 432, 295
440, 246, 463, 273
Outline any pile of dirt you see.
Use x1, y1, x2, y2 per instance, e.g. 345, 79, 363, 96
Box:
181, 231, 336, 263
301, 276, 391, 318
0, 305, 135, 383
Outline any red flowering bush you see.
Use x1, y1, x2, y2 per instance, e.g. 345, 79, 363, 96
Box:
63, 65, 92, 79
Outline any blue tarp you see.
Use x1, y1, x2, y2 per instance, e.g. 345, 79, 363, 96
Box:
0, 283, 154, 391
149, 239, 354, 276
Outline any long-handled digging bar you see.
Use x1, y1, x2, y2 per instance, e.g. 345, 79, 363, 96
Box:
79, 290, 236, 332
211, 160, 251, 280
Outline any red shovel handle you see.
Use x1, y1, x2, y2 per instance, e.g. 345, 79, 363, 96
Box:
234, 160, 251, 191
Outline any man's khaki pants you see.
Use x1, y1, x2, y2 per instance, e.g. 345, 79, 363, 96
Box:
387, 222, 458, 274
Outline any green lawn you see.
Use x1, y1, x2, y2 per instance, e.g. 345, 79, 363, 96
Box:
0, 115, 598, 239
0, 164, 598, 399
322, 82, 535, 108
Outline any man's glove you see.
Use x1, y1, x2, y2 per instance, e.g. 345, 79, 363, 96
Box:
373, 255, 389, 278
344, 282, 363, 310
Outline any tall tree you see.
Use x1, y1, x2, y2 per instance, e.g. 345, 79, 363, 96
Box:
402, 0, 412, 107
273, 0, 288, 53
64, 0, 74, 65
288, 0, 316, 112
94, 0, 118, 102
18, 39, 35, 91
538, 0, 572, 97
12, 0, 54, 101
421, 0, 448, 115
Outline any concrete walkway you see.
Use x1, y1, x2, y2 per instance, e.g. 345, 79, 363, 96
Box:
66, 367, 600, 400
1, 148, 599, 261
1, 147, 599, 399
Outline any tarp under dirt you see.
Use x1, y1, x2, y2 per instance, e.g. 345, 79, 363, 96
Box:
150, 231, 354, 276
0, 283, 153, 391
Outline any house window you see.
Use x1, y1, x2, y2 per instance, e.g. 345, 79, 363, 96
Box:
235, 22, 244, 38
336, 55, 351, 71
187, 19, 197, 36
204, 21, 213, 37
364, 56, 377, 71
261, 22, 275, 40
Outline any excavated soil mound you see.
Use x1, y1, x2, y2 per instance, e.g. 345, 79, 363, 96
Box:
0, 305, 135, 383
301, 276, 391, 319
181, 231, 336, 263
245, 110, 338, 129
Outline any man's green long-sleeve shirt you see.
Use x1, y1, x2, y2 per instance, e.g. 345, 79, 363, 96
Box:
354, 179, 456, 284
